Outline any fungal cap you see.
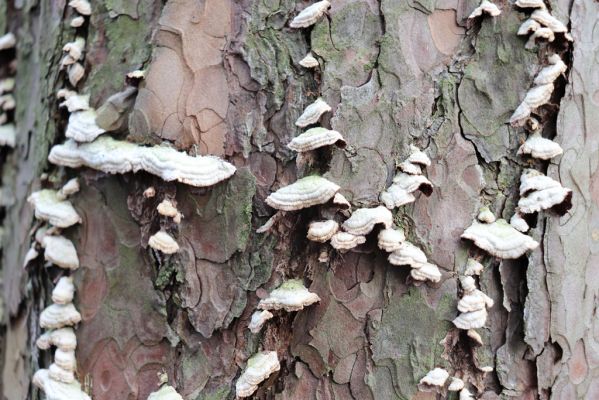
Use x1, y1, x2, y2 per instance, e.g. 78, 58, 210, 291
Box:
32, 369, 91, 400
65, 110, 106, 143
518, 185, 572, 215
453, 308, 488, 329
42, 235, 80, 270
48, 136, 236, 187
519, 169, 560, 195
526, 28, 555, 50
258, 279, 320, 312
265, 175, 340, 211
0, 78, 15, 94
330, 231, 366, 250
70, 16, 85, 27
380, 184, 416, 209
59, 178, 81, 198
48, 363, 75, 384
458, 290, 494, 313
468, 0, 501, 19
515, 0, 546, 8
307, 220, 339, 242
531, 9, 567, 32
467, 329, 484, 345
461, 219, 539, 259
68, 0, 92, 15
68, 63, 85, 86
332, 192, 351, 209
299, 53, 319, 68
388, 241, 428, 267
477, 207, 496, 223
392, 172, 433, 195
36, 328, 77, 351
377, 228, 406, 252
460, 276, 477, 293
0, 124, 16, 148
157, 199, 182, 223
287, 127, 346, 152
148, 231, 179, 254
533, 56, 567, 85
410, 262, 442, 283
61, 37, 86, 64
398, 161, 422, 175
23, 246, 39, 268
289, 1, 331, 28
59, 94, 90, 112
52, 276, 75, 305
236, 351, 280, 398
341, 206, 393, 235
464, 258, 484, 276
40, 303, 82, 329
509, 102, 532, 126
28, 190, 82, 228
147, 385, 184, 400
517, 19, 541, 35
517, 132, 563, 160
143, 187, 156, 198
127, 69, 146, 79
448, 377, 465, 391
54, 348, 77, 372
460, 388, 475, 400
295, 98, 332, 127
510, 212, 530, 233
248, 310, 274, 334
419, 367, 449, 386
0, 33, 16, 50
523, 83, 554, 108
407, 145, 431, 166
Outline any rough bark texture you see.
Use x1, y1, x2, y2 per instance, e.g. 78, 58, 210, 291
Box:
0, 0, 597, 399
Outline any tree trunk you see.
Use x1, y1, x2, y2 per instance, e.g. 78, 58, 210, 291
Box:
1, 0, 597, 399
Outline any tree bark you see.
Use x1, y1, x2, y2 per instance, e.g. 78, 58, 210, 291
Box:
0, 0, 597, 399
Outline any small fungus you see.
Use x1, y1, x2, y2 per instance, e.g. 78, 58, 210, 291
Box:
236, 351, 281, 398
531, 9, 567, 32
388, 241, 428, 267
399, 161, 422, 175
299, 53, 319, 68
52, 277, 75, 305
515, 0, 546, 9
258, 279, 320, 312
452, 308, 488, 329
68, 63, 85, 86
61, 38, 85, 67
148, 231, 179, 254
147, 385, 184, 400
36, 328, 77, 351
23, 246, 39, 268
341, 206, 392, 235
0, 94, 15, 110
468, 0, 501, 19
54, 348, 76, 372
68, 0, 92, 16
419, 367, 449, 387
295, 98, 332, 127
517, 131, 563, 160
40, 303, 82, 329
70, 16, 85, 27
289, 1, 331, 28
448, 377, 465, 391
407, 144, 431, 166
157, 199, 183, 223
287, 127, 346, 152
477, 207, 496, 223
330, 231, 366, 250
517, 19, 540, 36
381, 173, 433, 209
265, 175, 340, 211
510, 84, 555, 125
0, 33, 16, 50
0, 124, 16, 148
248, 310, 274, 334
464, 258, 484, 276
143, 186, 156, 198
307, 220, 339, 242
59, 93, 90, 113
65, 110, 106, 142
525, 27, 555, 49
127, 69, 146, 80
510, 212, 529, 233
42, 235, 80, 270
410, 262, 442, 283
331, 192, 351, 209
534, 54, 567, 85
28, 190, 82, 228
48, 363, 75, 384
58, 178, 80, 199
0, 78, 15, 94
33, 369, 91, 400
377, 228, 406, 252
461, 219, 539, 258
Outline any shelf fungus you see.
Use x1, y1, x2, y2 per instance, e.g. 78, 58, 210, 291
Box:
0, 124, 15, 147
531, 9, 568, 33
518, 170, 572, 215
534, 54, 567, 85
42, 235, 80, 270
330, 231, 366, 250
54, 348, 76, 372
65, 110, 106, 142
258, 279, 320, 312
517, 19, 540, 36
58, 178, 81, 199
515, 0, 546, 9
460, 388, 476, 400
248, 310, 274, 334
157, 199, 183, 223
48, 363, 75, 383
40, 303, 82, 329
48, 136, 236, 187
468, 0, 501, 19
477, 206, 496, 223
33, 369, 91, 400
509, 84, 554, 126
147, 385, 184, 400
510, 212, 530, 233
52, 277, 75, 305
148, 230, 179, 254
461, 218, 538, 258
410, 262, 442, 283
28, 189, 82, 228
61, 37, 85, 68
287, 127, 346, 152
265, 175, 339, 211
419, 368, 449, 387
36, 328, 77, 352
453, 308, 488, 329
464, 258, 484, 276
236, 351, 281, 398
448, 377, 465, 392
307, 220, 339, 242
295, 98, 332, 127
380, 173, 433, 209
0, 33, 16, 50
289, 1, 331, 28
70, 16, 85, 27
341, 206, 393, 235
517, 132, 563, 160
388, 241, 427, 267
299, 53, 319, 68
406, 144, 432, 167
68, 63, 85, 87
377, 228, 406, 252
457, 277, 494, 313
68, 0, 92, 15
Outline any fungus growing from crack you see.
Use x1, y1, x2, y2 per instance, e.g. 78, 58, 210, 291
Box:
58, 178, 80, 199
467, 329, 483, 345
0, 33, 16, 50
48, 363, 75, 383
331, 192, 351, 210
410, 262, 442, 283
468, 0, 501, 19
377, 228, 406, 252
65, 110, 106, 142
295, 98, 332, 127
510, 83, 555, 125
388, 241, 428, 267
515, 0, 546, 9
419, 367, 449, 387
157, 199, 182, 223
461, 219, 539, 258
287, 127, 346, 152
380, 173, 433, 209
398, 160, 422, 175
448, 377, 465, 391
299, 53, 319, 68
68, 0, 92, 15
68, 63, 85, 86
477, 206, 496, 223
307, 220, 339, 242
530, 9, 567, 32
42, 235, 80, 270
33, 369, 91, 400
61, 37, 85, 67
147, 385, 184, 400
460, 388, 475, 400
0, 124, 15, 147
248, 310, 274, 334
289, 1, 331, 28
52, 277, 75, 305
330, 231, 366, 251
28, 190, 82, 228
518, 169, 572, 215
265, 175, 339, 211
48, 136, 236, 187
525, 27, 555, 49
464, 258, 484, 276
40, 303, 82, 329
452, 308, 488, 329
236, 351, 281, 398
70, 16, 85, 27
54, 348, 76, 372
534, 54, 567, 85
258, 279, 320, 312
127, 69, 146, 80
407, 144, 431, 167
36, 328, 77, 351
341, 206, 393, 235
59, 93, 90, 113
510, 212, 529, 233
148, 231, 179, 254
457, 278, 494, 313
517, 132, 563, 160
23, 246, 39, 268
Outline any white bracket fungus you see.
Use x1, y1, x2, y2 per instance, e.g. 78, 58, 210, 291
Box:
517, 131, 563, 160
68, 0, 92, 16
289, 1, 331, 28
525, 27, 555, 50
33, 369, 91, 400
341, 206, 392, 235
65, 110, 106, 143
457, 277, 494, 313
58, 178, 81, 199
510, 212, 530, 233
330, 231, 366, 251
48, 136, 236, 187
48, 363, 75, 383
460, 388, 475, 400
419, 367, 449, 387
236, 351, 280, 398
515, 0, 546, 9
295, 98, 332, 127
0, 78, 15, 94
28, 189, 82, 228
147, 385, 184, 400
410, 262, 442, 283
380, 173, 433, 209
453, 308, 488, 329
533, 54, 567, 85
530, 9, 567, 33
70, 16, 85, 28
157, 199, 183, 223
54, 348, 76, 372
127, 69, 146, 80
61, 38, 85, 68
468, 0, 501, 19
461, 219, 539, 259
517, 19, 540, 36
0, 124, 16, 148
248, 310, 274, 334
406, 144, 431, 167
23, 246, 39, 268
448, 377, 465, 391
377, 228, 406, 252
287, 127, 346, 152
42, 235, 80, 270
477, 207, 496, 223
510, 83, 554, 126
258, 279, 320, 312
518, 169, 572, 215
307, 220, 339, 242
52, 277, 75, 305
265, 175, 340, 211
464, 258, 484, 276
40, 303, 82, 329
68, 63, 85, 86
148, 230, 180, 254
388, 241, 427, 267
0, 33, 16, 50
299, 53, 319, 68
36, 328, 77, 351
331, 192, 351, 209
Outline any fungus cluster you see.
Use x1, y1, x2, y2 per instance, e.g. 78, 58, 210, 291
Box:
515, 1, 572, 50
467, 0, 501, 19
419, 368, 474, 398
452, 276, 494, 331
0, 32, 16, 149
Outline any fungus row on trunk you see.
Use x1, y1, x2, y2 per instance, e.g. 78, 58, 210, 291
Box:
0, 36, 16, 147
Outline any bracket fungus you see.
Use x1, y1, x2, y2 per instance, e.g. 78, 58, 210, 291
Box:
299, 53, 319, 68
33, 369, 91, 400
48, 363, 75, 383
157, 199, 183, 223
258, 279, 320, 312
61, 38, 85, 67
531, 9, 568, 33
388, 241, 428, 267
0, 33, 16, 50
68, 0, 91, 15
448, 377, 465, 392
48, 136, 236, 187
515, 0, 546, 8
510, 212, 530, 233
54, 348, 76, 372
295, 98, 332, 127
341, 206, 393, 235
248, 310, 274, 334
330, 231, 366, 251
307, 220, 339, 242
534, 54, 567, 85
381, 173, 433, 209
65, 110, 106, 142
517, 132, 563, 160
287, 127, 346, 152
457, 277, 494, 313
406, 144, 431, 166
52, 277, 75, 305
477, 207, 496, 223
461, 219, 539, 259
453, 308, 488, 329
377, 228, 406, 252
289, 1, 331, 28
460, 388, 476, 400
148, 230, 180, 254
419, 367, 450, 387
70, 16, 85, 27
28, 190, 81, 228
468, 0, 501, 19
68, 63, 85, 87
0, 124, 15, 147
236, 351, 281, 398
510, 84, 554, 126
147, 385, 184, 400
410, 262, 442, 283
42, 235, 80, 270
58, 178, 80, 199
518, 19, 541, 35
518, 170, 572, 215
40, 303, 82, 329
36, 328, 77, 352
464, 258, 484, 276
265, 175, 340, 211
